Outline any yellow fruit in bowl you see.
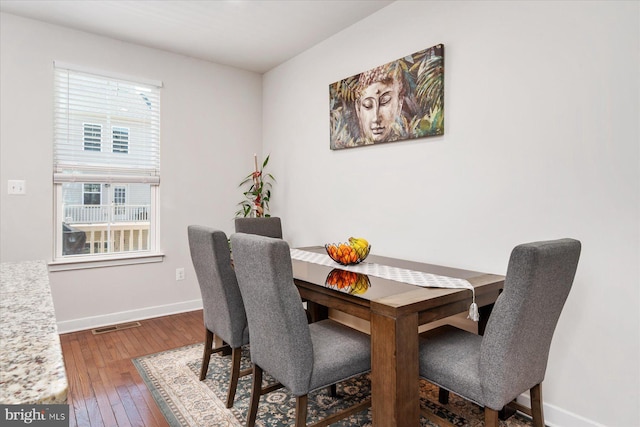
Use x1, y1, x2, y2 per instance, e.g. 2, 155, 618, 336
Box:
348, 237, 371, 260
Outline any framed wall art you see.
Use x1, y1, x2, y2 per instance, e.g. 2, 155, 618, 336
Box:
329, 43, 444, 150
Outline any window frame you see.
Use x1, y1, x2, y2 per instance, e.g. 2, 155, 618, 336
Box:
51, 62, 163, 270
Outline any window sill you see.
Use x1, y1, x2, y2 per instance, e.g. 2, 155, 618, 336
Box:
48, 252, 164, 272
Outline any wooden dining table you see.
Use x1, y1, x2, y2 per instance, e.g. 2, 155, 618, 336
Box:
291, 246, 504, 427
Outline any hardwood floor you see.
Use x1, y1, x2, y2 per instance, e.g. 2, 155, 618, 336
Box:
60, 310, 205, 427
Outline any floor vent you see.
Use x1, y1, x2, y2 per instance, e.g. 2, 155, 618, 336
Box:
91, 321, 142, 335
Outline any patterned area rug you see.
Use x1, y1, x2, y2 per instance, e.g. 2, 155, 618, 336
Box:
133, 343, 534, 427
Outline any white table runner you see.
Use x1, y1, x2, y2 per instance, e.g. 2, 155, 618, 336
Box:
290, 249, 479, 321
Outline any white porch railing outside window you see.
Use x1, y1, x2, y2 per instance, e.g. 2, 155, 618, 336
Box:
62, 204, 151, 255
64, 204, 149, 224
78, 224, 150, 254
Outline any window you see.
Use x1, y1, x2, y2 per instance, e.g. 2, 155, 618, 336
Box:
83, 183, 101, 205
83, 123, 130, 154
53, 63, 162, 264
112, 127, 129, 154
84, 124, 101, 151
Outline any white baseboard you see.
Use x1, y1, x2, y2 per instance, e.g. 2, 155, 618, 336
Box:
56, 299, 203, 334
517, 393, 606, 427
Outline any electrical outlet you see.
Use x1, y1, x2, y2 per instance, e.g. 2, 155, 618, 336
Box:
8, 180, 26, 195
176, 267, 185, 281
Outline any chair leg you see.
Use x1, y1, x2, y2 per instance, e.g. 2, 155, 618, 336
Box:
530, 383, 545, 427
199, 329, 214, 380
295, 394, 308, 427
226, 347, 242, 408
246, 364, 263, 427
329, 384, 337, 397
438, 388, 449, 404
498, 404, 517, 420
484, 408, 499, 427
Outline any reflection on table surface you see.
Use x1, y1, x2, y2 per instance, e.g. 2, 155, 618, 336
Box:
325, 268, 371, 295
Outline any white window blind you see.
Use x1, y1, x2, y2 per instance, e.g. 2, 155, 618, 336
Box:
52, 63, 162, 265
54, 64, 161, 184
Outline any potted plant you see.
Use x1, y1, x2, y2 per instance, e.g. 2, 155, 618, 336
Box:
235, 154, 275, 217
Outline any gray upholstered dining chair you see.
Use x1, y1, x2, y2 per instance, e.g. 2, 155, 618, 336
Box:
234, 215, 316, 322
418, 238, 581, 427
234, 217, 283, 239
230, 232, 372, 427
187, 225, 251, 408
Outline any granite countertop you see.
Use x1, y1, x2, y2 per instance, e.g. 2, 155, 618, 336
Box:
0, 260, 68, 404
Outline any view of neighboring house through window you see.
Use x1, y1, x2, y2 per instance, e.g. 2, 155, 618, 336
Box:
83, 123, 101, 151
83, 183, 101, 205
112, 127, 129, 154
53, 63, 161, 261
113, 185, 126, 216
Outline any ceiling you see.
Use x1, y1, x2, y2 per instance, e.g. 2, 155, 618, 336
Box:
0, 0, 395, 73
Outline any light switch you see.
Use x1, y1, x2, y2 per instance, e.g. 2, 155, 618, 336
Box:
8, 180, 26, 195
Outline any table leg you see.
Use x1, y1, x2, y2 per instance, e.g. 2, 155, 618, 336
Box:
438, 388, 450, 404
370, 309, 420, 427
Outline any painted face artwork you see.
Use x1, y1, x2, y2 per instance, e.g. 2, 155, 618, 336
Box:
330, 44, 444, 150
355, 77, 403, 143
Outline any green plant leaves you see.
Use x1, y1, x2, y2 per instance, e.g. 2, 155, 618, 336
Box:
235, 154, 275, 218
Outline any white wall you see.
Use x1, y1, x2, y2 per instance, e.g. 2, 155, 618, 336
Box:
1, 2, 638, 425
263, 1, 639, 426
0, 13, 263, 331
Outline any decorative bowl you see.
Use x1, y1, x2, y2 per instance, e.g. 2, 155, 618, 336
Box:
325, 269, 371, 295
324, 242, 371, 266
